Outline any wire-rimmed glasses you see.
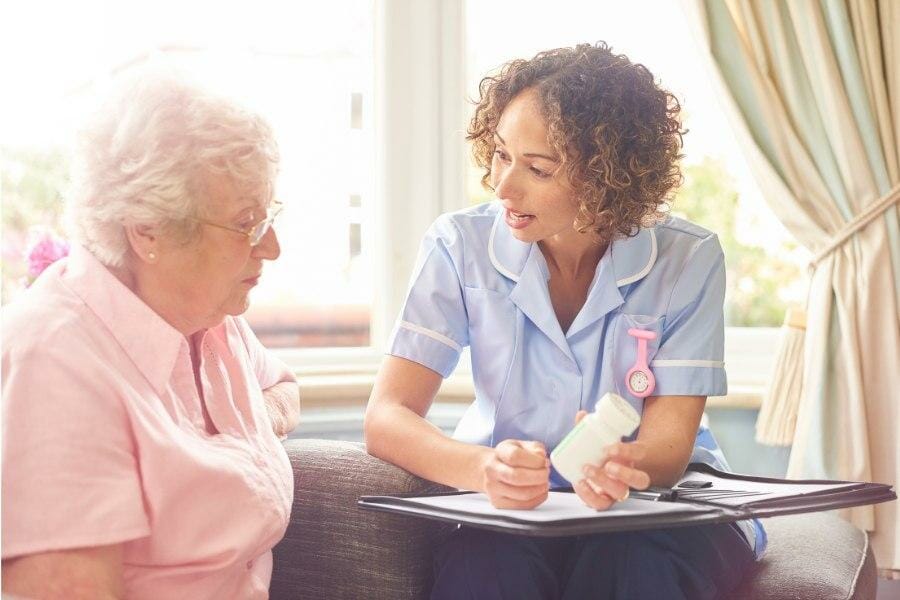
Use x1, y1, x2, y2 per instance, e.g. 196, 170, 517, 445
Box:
190, 201, 283, 246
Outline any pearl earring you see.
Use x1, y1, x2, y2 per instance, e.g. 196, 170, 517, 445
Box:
148, 252, 156, 260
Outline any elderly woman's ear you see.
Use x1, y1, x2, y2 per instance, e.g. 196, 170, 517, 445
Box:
124, 223, 160, 264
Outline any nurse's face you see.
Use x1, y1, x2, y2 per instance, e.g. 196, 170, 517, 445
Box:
490, 88, 579, 244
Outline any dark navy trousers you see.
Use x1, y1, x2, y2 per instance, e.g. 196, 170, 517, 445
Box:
431, 523, 754, 600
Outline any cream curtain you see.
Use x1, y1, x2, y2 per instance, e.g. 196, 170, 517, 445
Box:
682, 0, 900, 573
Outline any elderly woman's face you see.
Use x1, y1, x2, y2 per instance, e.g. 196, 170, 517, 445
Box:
156, 174, 280, 330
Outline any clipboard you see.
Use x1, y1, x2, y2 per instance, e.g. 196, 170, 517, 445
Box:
358, 463, 896, 537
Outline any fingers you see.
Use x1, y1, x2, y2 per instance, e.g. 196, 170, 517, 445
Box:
574, 410, 588, 425
485, 479, 549, 504
489, 488, 549, 510
496, 439, 549, 469
583, 465, 630, 501
603, 441, 648, 464
599, 442, 651, 490
521, 440, 548, 457
603, 461, 652, 491
484, 440, 551, 510
486, 459, 550, 487
573, 478, 617, 511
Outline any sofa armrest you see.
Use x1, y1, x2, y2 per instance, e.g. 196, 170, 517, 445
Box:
271, 439, 454, 600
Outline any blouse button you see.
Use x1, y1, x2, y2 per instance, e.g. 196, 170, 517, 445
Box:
246, 560, 253, 570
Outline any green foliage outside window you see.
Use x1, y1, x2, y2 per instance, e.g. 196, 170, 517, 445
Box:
672, 158, 804, 327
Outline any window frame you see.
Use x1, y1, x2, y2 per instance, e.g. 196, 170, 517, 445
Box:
272, 0, 467, 369
276, 0, 778, 408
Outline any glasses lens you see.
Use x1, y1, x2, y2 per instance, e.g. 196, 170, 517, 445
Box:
249, 221, 267, 246
249, 203, 282, 246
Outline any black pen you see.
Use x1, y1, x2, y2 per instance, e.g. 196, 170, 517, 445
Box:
629, 487, 677, 501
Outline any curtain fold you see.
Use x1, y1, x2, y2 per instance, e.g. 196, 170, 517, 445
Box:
683, 0, 900, 573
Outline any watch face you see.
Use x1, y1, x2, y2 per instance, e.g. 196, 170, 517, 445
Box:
629, 371, 650, 393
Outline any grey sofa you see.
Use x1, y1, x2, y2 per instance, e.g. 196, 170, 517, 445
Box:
271, 439, 878, 599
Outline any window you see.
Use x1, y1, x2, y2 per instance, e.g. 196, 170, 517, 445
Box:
3, 1, 797, 397
1, 0, 376, 350
464, 0, 809, 390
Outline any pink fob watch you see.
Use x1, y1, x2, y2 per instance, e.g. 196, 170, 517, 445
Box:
625, 328, 656, 398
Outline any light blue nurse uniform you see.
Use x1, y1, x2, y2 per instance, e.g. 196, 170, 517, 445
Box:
388, 201, 766, 559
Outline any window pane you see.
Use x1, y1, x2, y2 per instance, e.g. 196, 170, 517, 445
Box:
1, 1, 375, 347
464, 0, 808, 326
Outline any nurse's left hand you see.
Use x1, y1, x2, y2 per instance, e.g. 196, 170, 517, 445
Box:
571, 410, 652, 511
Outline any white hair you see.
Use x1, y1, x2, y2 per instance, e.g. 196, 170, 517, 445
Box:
65, 67, 279, 267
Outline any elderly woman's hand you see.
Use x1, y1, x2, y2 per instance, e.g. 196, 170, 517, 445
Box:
262, 382, 301, 439
570, 410, 652, 510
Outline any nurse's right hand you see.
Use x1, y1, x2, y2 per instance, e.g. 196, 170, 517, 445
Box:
480, 439, 550, 510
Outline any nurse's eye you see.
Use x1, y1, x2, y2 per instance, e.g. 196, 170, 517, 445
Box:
530, 166, 551, 179
493, 149, 511, 163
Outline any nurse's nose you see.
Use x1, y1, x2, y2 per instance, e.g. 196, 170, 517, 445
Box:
492, 166, 523, 202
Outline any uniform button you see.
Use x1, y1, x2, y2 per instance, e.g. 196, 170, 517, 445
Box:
246, 560, 253, 570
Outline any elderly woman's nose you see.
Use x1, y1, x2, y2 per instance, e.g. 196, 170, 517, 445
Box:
253, 227, 280, 260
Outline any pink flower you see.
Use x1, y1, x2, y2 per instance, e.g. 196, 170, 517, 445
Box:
24, 231, 69, 285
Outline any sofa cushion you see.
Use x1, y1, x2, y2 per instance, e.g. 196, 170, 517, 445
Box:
733, 512, 875, 600
271, 439, 453, 600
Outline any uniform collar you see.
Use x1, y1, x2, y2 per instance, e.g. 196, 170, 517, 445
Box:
61, 245, 188, 396
488, 203, 658, 288
488, 205, 658, 351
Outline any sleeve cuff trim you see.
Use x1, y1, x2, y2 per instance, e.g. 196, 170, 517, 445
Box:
398, 321, 462, 352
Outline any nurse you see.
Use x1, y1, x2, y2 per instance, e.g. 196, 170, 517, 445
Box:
365, 42, 764, 599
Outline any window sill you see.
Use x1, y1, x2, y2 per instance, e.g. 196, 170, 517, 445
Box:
297, 373, 764, 411
289, 326, 777, 412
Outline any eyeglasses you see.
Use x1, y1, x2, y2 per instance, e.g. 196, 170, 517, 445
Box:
190, 201, 283, 247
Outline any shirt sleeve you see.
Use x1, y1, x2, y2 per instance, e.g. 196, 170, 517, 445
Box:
233, 317, 297, 389
651, 233, 728, 397
387, 215, 469, 378
1, 339, 151, 559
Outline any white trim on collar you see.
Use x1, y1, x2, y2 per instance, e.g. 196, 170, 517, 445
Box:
489, 203, 658, 288
615, 229, 657, 287
488, 213, 521, 282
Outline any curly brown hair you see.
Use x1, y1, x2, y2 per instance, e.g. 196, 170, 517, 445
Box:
468, 42, 684, 243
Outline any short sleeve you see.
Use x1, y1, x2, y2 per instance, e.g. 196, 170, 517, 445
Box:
388, 216, 469, 378
1, 341, 151, 558
651, 234, 728, 396
232, 317, 297, 389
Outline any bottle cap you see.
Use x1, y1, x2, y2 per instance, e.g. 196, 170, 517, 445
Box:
593, 392, 641, 435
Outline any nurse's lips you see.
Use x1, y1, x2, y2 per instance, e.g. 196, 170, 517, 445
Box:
242, 274, 261, 286
505, 208, 535, 230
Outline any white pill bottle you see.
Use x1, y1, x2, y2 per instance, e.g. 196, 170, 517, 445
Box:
550, 392, 641, 485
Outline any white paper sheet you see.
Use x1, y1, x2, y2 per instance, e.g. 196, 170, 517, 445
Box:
405, 491, 710, 522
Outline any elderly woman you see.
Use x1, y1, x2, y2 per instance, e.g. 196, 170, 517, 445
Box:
1, 72, 300, 599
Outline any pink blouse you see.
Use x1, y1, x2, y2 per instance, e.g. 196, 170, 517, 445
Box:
2, 245, 296, 599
